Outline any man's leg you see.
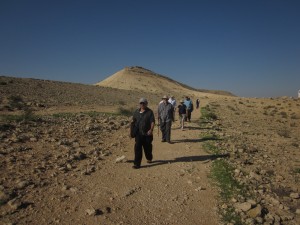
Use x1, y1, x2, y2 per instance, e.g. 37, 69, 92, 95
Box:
143, 135, 153, 161
134, 134, 143, 167
160, 121, 166, 141
182, 115, 186, 129
165, 121, 172, 142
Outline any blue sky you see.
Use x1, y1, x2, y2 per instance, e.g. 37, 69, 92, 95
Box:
1, 0, 299, 97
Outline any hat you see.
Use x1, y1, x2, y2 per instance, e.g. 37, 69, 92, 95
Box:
162, 95, 169, 99
139, 98, 148, 103
180, 100, 184, 103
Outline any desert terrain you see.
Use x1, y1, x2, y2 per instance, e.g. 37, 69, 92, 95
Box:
0, 67, 299, 225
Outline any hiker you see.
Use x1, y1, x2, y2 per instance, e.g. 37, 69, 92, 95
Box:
131, 98, 155, 169
196, 98, 200, 109
157, 95, 174, 143
184, 96, 193, 122
178, 100, 187, 130
168, 95, 177, 120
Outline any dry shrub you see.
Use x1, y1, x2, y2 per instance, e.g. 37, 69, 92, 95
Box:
277, 128, 291, 138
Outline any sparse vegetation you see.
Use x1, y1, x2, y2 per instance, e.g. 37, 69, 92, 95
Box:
117, 106, 136, 117
200, 104, 254, 225
201, 105, 218, 121
279, 111, 288, 118
277, 128, 291, 138
8, 95, 25, 110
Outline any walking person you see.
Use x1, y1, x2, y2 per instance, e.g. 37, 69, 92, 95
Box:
168, 95, 177, 121
131, 98, 155, 169
184, 96, 193, 122
178, 100, 187, 130
158, 95, 174, 143
196, 98, 200, 109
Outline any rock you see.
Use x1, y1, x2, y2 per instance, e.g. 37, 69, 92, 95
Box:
0, 190, 10, 204
86, 208, 97, 216
195, 186, 206, 191
290, 192, 299, 199
115, 155, 126, 163
8, 198, 23, 210
247, 204, 262, 218
17, 180, 30, 189
234, 202, 252, 212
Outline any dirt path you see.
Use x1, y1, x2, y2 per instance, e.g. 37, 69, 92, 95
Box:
70, 108, 221, 225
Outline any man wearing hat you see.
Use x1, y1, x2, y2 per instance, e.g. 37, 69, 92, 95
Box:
157, 95, 174, 143
168, 95, 177, 120
131, 98, 155, 169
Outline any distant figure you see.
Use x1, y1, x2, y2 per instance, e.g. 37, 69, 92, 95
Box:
298, 89, 300, 98
196, 99, 200, 109
178, 100, 187, 130
184, 96, 193, 122
131, 98, 155, 169
168, 95, 177, 120
158, 95, 174, 143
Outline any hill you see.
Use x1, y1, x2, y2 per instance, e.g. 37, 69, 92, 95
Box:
95, 66, 234, 97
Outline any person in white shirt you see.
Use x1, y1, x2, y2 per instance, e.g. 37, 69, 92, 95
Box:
168, 96, 177, 120
158, 95, 174, 143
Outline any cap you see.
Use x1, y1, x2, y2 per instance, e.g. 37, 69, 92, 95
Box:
139, 98, 148, 103
162, 95, 169, 99
180, 100, 184, 103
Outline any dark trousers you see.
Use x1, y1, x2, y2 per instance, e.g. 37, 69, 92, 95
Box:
134, 134, 153, 166
160, 121, 172, 142
185, 110, 191, 122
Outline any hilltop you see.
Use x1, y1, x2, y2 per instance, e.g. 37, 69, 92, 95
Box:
95, 66, 234, 97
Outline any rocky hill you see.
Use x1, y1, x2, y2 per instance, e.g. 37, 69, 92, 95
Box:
95, 66, 234, 97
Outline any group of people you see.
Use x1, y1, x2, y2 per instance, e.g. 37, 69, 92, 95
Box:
131, 95, 200, 169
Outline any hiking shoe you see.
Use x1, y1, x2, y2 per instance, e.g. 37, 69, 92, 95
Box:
168, 141, 173, 144
132, 165, 140, 169
161, 139, 166, 142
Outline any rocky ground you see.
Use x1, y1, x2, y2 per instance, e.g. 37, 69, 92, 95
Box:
1, 76, 300, 225
205, 97, 300, 225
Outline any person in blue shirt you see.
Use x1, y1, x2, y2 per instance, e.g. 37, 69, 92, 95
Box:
184, 96, 193, 122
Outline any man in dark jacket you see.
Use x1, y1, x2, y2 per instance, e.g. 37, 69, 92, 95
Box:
132, 98, 155, 169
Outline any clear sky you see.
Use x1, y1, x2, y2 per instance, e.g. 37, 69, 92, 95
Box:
1, 0, 299, 97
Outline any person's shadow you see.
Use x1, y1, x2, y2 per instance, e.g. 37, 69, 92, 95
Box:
127, 153, 229, 168
172, 136, 222, 143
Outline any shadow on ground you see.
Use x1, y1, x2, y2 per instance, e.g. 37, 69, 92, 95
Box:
127, 154, 229, 168
172, 136, 222, 143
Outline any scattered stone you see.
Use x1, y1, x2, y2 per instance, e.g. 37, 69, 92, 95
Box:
247, 204, 262, 218
115, 155, 126, 163
195, 186, 206, 191
8, 198, 23, 211
86, 208, 97, 216
234, 202, 252, 212
290, 193, 299, 199
0, 190, 10, 204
